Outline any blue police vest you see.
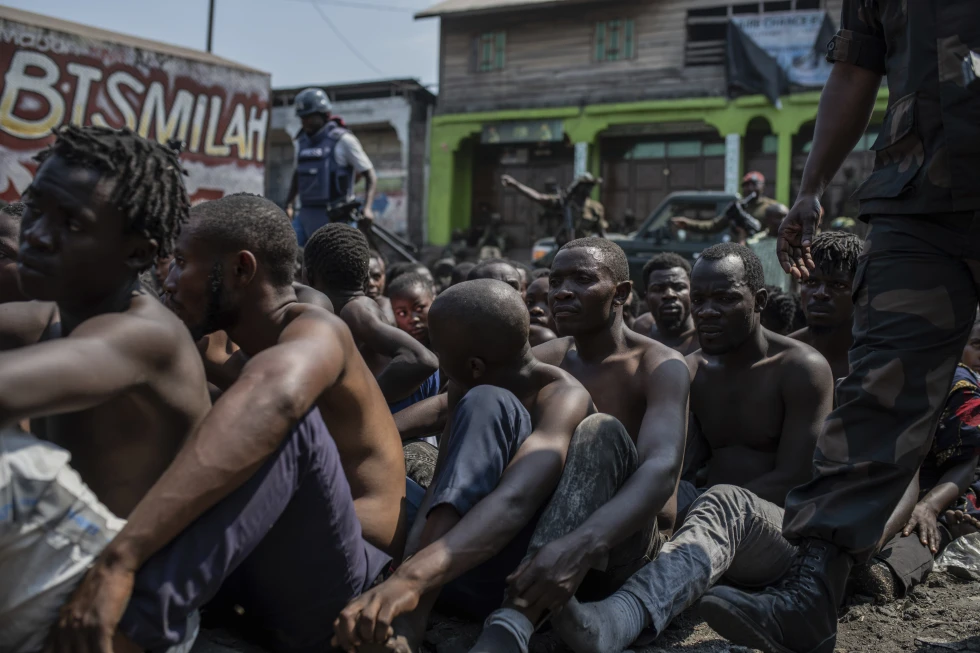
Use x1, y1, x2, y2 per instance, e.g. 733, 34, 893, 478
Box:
295, 123, 354, 206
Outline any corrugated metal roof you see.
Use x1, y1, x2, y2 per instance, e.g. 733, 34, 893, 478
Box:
0, 5, 268, 75
416, 0, 594, 19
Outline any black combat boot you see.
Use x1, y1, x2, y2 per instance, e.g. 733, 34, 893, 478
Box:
699, 539, 852, 653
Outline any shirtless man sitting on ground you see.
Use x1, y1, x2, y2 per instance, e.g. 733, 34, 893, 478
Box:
552, 243, 833, 653
632, 254, 699, 356
333, 279, 593, 653
533, 237, 688, 529
789, 230, 862, 381
304, 223, 439, 409
56, 193, 402, 652
0, 125, 211, 651
444, 238, 690, 653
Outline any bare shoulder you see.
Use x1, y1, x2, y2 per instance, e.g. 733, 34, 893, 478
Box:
340, 295, 385, 324
768, 332, 833, 387
685, 349, 707, 381
788, 327, 810, 343
283, 302, 358, 354
0, 301, 59, 349
627, 328, 685, 369
287, 302, 350, 337
531, 335, 574, 366
633, 312, 655, 334
293, 282, 335, 313
537, 361, 592, 405
73, 293, 191, 358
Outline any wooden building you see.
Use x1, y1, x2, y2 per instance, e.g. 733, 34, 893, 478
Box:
417, 0, 886, 249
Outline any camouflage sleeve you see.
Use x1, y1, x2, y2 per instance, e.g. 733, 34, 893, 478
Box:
684, 214, 730, 234
826, 0, 887, 75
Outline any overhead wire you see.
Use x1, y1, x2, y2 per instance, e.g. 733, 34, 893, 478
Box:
305, 0, 388, 77
287, 0, 416, 14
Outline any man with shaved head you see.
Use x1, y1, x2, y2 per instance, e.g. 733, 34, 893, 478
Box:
334, 278, 594, 653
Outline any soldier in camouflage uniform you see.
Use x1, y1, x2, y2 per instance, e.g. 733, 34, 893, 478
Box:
699, 2, 980, 652
502, 173, 608, 246
671, 171, 789, 245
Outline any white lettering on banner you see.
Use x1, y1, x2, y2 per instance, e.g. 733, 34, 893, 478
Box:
204, 95, 231, 157
0, 50, 65, 138
138, 83, 194, 144
66, 63, 103, 126
222, 102, 249, 160
190, 93, 208, 152
248, 105, 268, 163
103, 70, 145, 130
0, 22, 271, 202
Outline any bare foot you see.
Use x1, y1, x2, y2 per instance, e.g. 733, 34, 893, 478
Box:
945, 509, 980, 539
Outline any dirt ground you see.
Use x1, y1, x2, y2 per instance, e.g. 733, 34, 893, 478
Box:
418, 570, 980, 653
193, 570, 979, 653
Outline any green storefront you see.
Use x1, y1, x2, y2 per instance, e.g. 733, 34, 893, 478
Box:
426, 89, 889, 246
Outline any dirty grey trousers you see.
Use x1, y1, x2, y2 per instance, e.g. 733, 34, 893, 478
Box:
525, 413, 662, 600
620, 484, 797, 637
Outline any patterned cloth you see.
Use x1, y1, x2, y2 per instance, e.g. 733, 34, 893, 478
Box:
920, 364, 980, 491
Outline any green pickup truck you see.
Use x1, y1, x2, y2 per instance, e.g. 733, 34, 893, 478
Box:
534, 191, 739, 286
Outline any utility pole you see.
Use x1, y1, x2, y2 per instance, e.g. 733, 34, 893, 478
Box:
206, 0, 216, 53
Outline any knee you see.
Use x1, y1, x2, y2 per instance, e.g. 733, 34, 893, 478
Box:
572, 413, 634, 452
566, 413, 637, 471
691, 484, 752, 514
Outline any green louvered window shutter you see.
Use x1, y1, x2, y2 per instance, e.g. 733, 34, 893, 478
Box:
595, 22, 606, 62
595, 19, 636, 62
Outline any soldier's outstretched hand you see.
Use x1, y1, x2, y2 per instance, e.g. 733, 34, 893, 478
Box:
777, 194, 821, 280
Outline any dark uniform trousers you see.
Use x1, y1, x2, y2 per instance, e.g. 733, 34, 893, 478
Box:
783, 212, 980, 561
780, 0, 980, 563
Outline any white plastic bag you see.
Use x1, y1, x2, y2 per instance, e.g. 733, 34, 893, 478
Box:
935, 532, 980, 580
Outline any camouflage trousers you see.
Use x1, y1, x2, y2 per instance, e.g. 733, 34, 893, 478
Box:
783, 213, 980, 562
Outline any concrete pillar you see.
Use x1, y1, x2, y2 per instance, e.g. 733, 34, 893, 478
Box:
574, 142, 589, 177
724, 133, 741, 195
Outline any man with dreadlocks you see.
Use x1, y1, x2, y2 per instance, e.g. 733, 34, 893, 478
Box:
56, 192, 398, 653
0, 125, 212, 651
790, 231, 863, 381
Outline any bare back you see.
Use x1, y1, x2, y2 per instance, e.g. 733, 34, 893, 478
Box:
341, 296, 394, 376
2, 294, 211, 517
283, 302, 406, 552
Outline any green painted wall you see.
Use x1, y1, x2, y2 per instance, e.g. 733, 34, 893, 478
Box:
426, 90, 889, 245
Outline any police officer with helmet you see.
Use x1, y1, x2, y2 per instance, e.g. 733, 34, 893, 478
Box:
285, 87, 378, 246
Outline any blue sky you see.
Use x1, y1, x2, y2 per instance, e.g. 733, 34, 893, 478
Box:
7, 0, 440, 89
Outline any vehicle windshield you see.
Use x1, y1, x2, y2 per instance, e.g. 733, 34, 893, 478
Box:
639, 199, 726, 244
